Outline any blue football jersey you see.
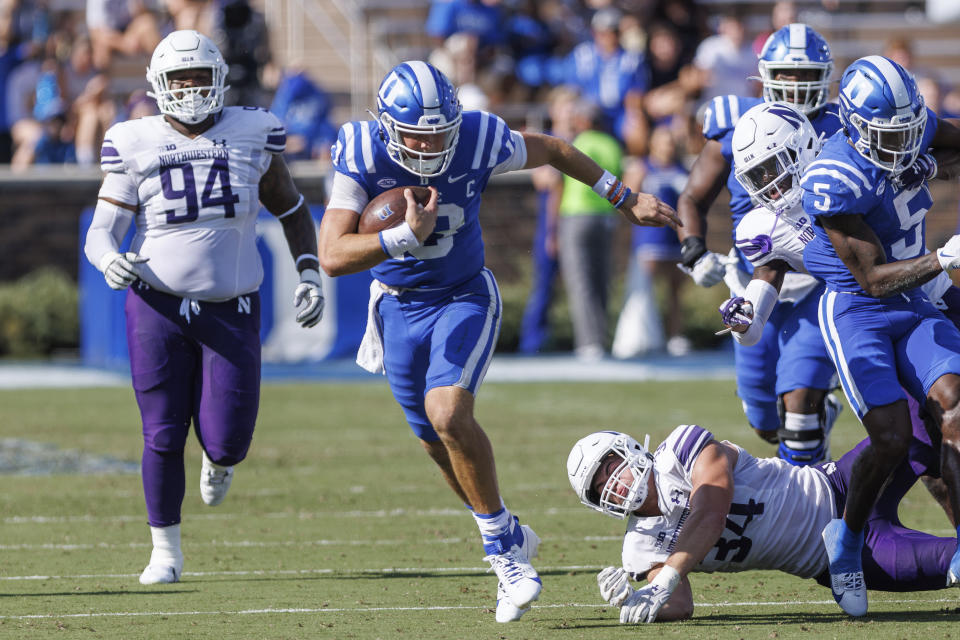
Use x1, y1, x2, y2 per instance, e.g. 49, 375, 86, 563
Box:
801, 108, 939, 294
331, 110, 518, 289
703, 96, 842, 228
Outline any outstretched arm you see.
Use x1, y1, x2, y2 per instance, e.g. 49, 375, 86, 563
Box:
821, 214, 946, 297
520, 131, 681, 229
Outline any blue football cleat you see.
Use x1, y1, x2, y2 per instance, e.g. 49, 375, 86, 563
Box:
821, 518, 867, 616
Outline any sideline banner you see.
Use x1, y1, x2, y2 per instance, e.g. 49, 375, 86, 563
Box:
79, 207, 371, 369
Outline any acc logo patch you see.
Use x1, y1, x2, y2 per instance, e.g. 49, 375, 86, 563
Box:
377, 178, 397, 189
876, 180, 885, 196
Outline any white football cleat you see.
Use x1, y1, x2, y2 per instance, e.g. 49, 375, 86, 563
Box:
200, 450, 233, 506
485, 523, 542, 610
494, 524, 540, 622
496, 581, 529, 622
139, 553, 183, 585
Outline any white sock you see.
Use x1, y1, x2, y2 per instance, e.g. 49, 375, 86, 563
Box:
473, 500, 511, 539
149, 524, 182, 564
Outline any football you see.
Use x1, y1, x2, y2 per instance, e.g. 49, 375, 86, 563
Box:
358, 186, 432, 234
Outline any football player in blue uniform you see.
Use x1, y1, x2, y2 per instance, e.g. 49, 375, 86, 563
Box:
800, 55, 960, 616
317, 61, 679, 621
676, 24, 843, 467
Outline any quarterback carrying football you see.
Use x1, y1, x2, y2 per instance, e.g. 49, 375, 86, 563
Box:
317, 60, 679, 621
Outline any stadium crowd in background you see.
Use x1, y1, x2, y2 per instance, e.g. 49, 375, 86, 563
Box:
3, 0, 960, 356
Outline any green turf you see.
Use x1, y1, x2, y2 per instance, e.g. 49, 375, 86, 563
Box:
0, 380, 957, 639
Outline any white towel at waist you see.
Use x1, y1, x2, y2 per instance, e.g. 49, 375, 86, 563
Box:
356, 280, 386, 374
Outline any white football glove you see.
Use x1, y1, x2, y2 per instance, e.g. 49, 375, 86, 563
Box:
99, 251, 148, 290
937, 235, 960, 272
677, 251, 728, 287
597, 566, 633, 607
618, 566, 681, 624
293, 268, 325, 328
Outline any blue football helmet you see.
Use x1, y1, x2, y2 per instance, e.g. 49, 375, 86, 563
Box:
757, 23, 833, 114
838, 55, 926, 175
375, 61, 462, 177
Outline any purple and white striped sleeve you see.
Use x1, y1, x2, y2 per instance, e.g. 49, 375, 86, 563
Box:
668, 424, 714, 474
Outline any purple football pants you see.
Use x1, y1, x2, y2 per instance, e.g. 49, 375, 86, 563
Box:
126, 283, 261, 527
815, 395, 954, 591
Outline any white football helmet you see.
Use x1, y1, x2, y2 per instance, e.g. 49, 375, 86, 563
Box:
732, 102, 820, 214
567, 431, 654, 520
147, 30, 229, 125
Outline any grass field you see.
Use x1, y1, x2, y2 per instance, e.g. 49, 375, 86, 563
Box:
1, 379, 958, 639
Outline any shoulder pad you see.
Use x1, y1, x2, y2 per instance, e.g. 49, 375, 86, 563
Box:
702, 95, 763, 140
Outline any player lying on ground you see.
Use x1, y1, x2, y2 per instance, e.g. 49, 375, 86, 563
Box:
565, 412, 956, 624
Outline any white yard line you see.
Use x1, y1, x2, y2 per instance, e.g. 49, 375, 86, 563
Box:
2, 506, 585, 525
1, 598, 956, 620
0, 535, 624, 552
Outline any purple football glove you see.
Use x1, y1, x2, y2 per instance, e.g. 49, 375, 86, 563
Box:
718, 296, 754, 330
895, 153, 937, 190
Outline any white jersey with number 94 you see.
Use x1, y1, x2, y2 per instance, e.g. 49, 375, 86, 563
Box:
99, 107, 286, 301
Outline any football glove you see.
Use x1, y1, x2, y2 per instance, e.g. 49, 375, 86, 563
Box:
99, 251, 148, 290
597, 566, 633, 607
938, 235, 960, 272
293, 269, 325, 328
677, 251, 728, 287
895, 153, 937, 191
718, 296, 754, 331
619, 566, 681, 624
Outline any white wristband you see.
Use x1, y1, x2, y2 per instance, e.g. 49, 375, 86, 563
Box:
651, 565, 681, 593
299, 268, 321, 284
592, 170, 618, 198
379, 222, 421, 259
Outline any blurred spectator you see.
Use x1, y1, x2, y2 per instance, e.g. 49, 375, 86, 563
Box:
564, 7, 650, 150
32, 110, 75, 165
164, 0, 214, 33
11, 57, 75, 168
506, 0, 561, 93
211, 0, 273, 108
518, 86, 578, 354
269, 68, 336, 161
650, 0, 708, 66
613, 123, 690, 358
116, 88, 158, 121
883, 37, 948, 115
752, 1, 797, 55
63, 36, 115, 166
426, 0, 506, 52
692, 12, 757, 102
86, 0, 161, 70
643, 23, 702, 124
0, 3, 35, 163
557, 98, 623, 361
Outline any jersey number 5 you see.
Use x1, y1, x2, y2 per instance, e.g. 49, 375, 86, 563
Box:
161, 158, 241, 224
